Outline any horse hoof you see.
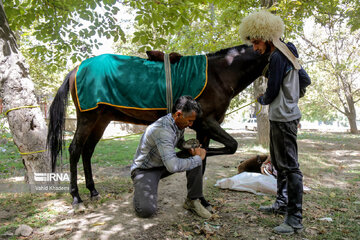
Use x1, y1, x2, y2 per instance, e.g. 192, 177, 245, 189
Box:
91, 194, 102, 201
73, 202, 86, 213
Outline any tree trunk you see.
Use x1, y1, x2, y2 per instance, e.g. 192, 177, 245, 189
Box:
0, 0, 51, 184
254, 76, 270, 147
347, 114, 358, 134
253, 0, 278, 147
345, 98, 358, 134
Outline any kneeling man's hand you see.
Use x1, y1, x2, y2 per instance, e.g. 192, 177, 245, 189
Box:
190, 147, 207, 160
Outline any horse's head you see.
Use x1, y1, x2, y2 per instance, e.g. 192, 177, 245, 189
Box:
207, 44, 268, 68
207, 45, 269, 94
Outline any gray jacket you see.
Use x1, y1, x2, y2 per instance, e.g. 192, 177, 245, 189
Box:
130, 114, 202, 174
269, 68, 301, 122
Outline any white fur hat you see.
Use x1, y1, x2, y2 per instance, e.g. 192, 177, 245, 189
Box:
239, 10, 300, 69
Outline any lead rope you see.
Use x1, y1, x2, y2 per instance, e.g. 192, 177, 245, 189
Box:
164, 54, 173, 114
225, 99, 262, 116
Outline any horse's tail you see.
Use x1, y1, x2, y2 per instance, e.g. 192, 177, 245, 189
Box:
47, 70, 72, 172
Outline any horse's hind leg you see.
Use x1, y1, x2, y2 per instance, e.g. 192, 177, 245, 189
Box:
81, 119, 110, 200
69, 116, 97, 208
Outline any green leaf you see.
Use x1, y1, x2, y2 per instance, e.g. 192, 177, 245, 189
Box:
70, 55, 77, 63
111, 7, 120, 14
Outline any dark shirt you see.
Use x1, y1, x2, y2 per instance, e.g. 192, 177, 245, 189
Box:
258, 42, 311, 105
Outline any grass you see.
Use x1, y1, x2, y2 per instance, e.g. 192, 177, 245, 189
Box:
0, 133, 24, 178
58, 134, 142, 169
0, 130, 359, 239
0, 192, 64, 235
88, 134, 141, 167
298, 131, 359, 149
302, 186, 360, 239
0, 132, 200, 175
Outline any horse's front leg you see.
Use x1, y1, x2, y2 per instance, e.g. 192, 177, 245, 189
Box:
196, 131, 211, 175
197, 118, 238, 156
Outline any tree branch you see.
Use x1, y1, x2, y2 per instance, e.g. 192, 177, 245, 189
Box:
321, 90, 346, 115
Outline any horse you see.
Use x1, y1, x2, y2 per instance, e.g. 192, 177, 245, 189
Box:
47, 44, 269, 208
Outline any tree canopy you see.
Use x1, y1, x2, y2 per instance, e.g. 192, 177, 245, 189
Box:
3, 0, 360, 130
4, 0, 124, 70
4, 0, 360, 67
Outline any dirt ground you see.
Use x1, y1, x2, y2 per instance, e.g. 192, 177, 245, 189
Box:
7, 131, 360, 240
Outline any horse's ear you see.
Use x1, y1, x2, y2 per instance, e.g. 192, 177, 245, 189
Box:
169, 52, 183, 63
146, 50, 164, 62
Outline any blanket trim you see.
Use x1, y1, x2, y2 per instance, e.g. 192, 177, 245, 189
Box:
74, 56, 208, 112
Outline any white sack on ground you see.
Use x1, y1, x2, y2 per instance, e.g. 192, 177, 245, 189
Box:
214, 172, 277, 195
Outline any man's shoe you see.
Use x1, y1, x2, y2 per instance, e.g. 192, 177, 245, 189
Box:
259, 204, 286, 215
199, 197, 214, 213
183, 198, 212, 219
273, 223, 303, 235
205, 205, 214, 213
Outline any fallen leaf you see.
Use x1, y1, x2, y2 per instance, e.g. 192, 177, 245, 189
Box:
91, 222, 105, 226
262, 196, 272, 201
249, 215, 258, 221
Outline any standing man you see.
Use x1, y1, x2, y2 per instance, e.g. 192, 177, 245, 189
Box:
239, 10, 311, 235
131, 96, 212, 219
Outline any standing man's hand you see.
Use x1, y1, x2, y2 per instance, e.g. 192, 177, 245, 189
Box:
261, 155, 271, 174
257, 93, 264, 105
257, 93, 264, 99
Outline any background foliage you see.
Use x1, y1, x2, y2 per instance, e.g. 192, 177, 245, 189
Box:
2, 0, 360, 127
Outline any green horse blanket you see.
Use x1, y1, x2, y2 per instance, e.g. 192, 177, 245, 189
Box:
75, 54, 207, 111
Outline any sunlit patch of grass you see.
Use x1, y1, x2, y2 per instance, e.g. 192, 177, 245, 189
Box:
60, 133, 198, 170
65, 176, 133, 205
0, 177, 134, 235
91, 138, 139, 167
0, 192, 65, 234
303, 187, 360, 240
300, 154, 324, 177
299, 131, 359, 149
347, 170, 360, 182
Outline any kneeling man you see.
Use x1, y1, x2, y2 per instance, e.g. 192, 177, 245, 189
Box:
130, 96, 211, 219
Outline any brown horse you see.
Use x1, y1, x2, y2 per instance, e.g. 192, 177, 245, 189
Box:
47, 45, 268, 208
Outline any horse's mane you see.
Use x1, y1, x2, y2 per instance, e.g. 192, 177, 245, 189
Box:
206, 44, 248, 57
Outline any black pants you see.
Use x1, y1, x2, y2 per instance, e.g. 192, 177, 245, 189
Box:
270, 119, 303, 228
131, 152, 203, 218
